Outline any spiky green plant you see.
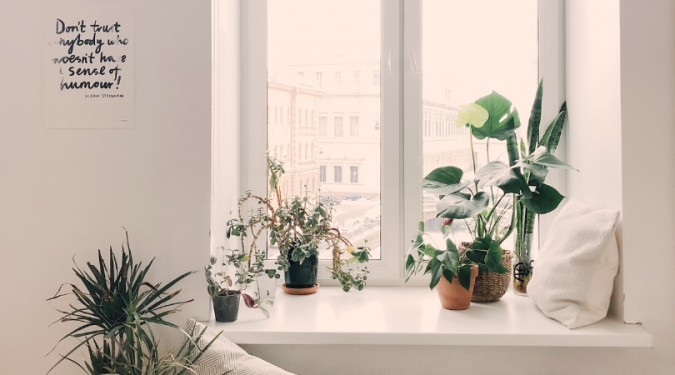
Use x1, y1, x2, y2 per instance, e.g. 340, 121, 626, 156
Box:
47, 232, 205, 375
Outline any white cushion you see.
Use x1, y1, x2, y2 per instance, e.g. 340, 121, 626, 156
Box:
187, 319, 296, 375
528, 199, 620, 329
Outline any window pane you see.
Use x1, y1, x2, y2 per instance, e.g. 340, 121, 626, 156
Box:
334, 166, 342, 183
350, 116, 359, 137
421, 0, 538, 251
320, 165, 326, 183
319, 116, 327, 136
334, 116, 343, 137
268, 0, 382, 260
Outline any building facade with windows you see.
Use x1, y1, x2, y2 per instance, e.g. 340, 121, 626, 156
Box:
272, 61, 472, 200
267, 80, 324, 197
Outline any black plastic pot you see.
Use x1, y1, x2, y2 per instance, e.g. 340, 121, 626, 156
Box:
284, 253, 318, 289
212, 290, 240, 323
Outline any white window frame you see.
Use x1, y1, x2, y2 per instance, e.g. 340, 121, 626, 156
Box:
240, 0, 563, 285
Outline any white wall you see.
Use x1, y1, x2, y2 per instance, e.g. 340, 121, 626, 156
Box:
244, 1, 675, 374
0, 1, 212, 374
565, 0, 625, 318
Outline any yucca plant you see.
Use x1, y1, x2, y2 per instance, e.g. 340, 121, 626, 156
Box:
47, 232, 208, 375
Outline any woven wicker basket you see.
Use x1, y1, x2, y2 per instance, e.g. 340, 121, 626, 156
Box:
460, 243, 513, 303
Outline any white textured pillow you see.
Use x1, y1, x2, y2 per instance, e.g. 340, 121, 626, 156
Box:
187, 319, 296, 375
528, 199, 620, 329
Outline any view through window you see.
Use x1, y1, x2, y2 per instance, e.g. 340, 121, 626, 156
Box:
421, 0, 539, 250
267, 0, 382, 260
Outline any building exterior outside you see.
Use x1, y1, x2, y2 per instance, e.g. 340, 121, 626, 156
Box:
268, 61, 475, 254
267, 80, 324, 198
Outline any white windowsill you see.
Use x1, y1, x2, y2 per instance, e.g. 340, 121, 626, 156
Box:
206, 286, 652, 347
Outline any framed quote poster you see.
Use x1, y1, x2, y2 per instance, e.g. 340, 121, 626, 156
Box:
43, 2, 133, 128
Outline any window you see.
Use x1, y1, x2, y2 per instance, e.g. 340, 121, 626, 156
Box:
235, 0, 562, 281
412, 0, 539, 253
320, 166, 326, 183
266, 0, 383, 263
350, 116, 359, 137
334, 166, 342, 183
334, 117, 343, 137
319, 116, 327, 136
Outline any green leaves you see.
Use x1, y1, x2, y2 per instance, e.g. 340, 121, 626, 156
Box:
527, 146, 576, 170
471, 91, 522, 141
48, 233, 198, 375
475, 161, 532, 198
540, 102, 567, 153
471, 235, 508, 274
421, 166, 469, 196
436, 241, 459, 273
455, 103, 489, 128
457, 265, 473, 291
520, 183, 565, 214
527, 79, 544, 155
436, 192, 489, 220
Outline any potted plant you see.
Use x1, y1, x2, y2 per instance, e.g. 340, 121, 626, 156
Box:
47, 232, 218, 375
473, 80, 575, 295
226, 155, 371, 295
205, 255, 241, 322
405, 91, 537, 306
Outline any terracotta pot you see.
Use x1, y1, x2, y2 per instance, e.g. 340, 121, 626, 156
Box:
435, 265, 479, 310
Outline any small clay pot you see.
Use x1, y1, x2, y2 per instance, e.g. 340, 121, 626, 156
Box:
435, 265, 479, 310
213, 290, 240, 323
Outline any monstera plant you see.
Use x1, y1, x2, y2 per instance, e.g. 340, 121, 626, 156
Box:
473, 80, 575, 294
405, 91, 529, 308
405, 81, 574, 306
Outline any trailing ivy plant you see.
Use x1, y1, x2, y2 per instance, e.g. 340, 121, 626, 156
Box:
47, 232, 217, 375
204, 247, 275, 318
226, 155, 370, 292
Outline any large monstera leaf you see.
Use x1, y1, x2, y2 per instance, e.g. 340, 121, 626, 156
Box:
471, 91, 521, 141
474, 161, 532, 199
436, 192, 489, 220
421, 166, 470, 196
455, 103, 489, 128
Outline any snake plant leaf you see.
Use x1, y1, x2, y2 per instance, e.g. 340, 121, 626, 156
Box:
436, 191, 489, 220
472, 91, 522, 141
527, 79, 544, 154
528, 146, 577, 170
455, 103, 489, 128
421, 166, 470, 196
475, 161, 532, 198
457, 264, 473, 291
506, 133, 520, 167
521, 183, 565, 214
540, 102, 567, 153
